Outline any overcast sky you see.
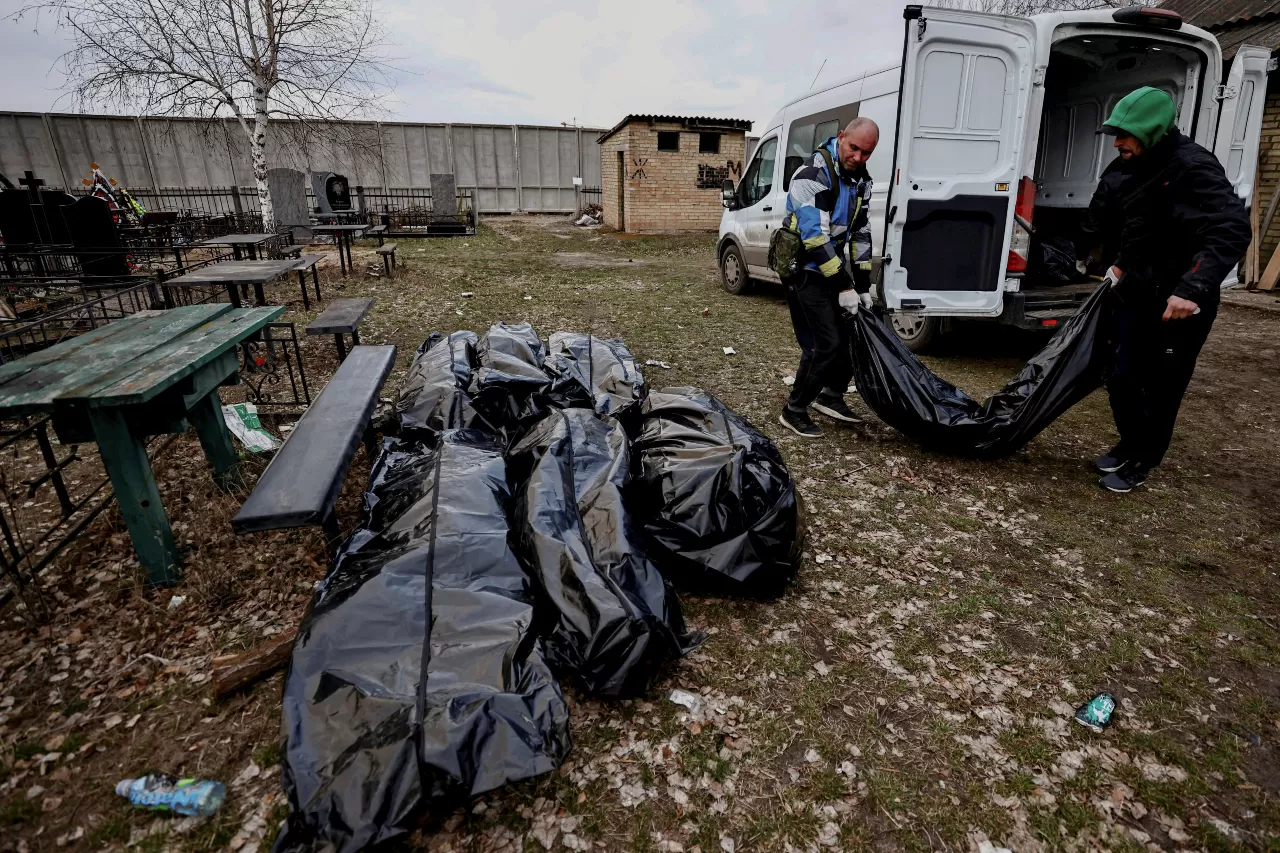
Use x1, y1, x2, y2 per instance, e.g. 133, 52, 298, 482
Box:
0, 0, 908, 131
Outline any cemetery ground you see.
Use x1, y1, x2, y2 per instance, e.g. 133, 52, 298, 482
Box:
1, 215, 1279, 853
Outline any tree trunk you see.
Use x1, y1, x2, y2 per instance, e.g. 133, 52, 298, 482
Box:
251, 83, 274, 232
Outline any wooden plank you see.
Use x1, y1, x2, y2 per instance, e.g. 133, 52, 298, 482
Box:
1259, 240, 1280, 291
88, 406, 181, 586
233, 345, 396, 533
79, 307, 284, 407
0, 305, 231, 417
289, 253, 327, 270
305, 298, 373, 335
0, 310, 164, 390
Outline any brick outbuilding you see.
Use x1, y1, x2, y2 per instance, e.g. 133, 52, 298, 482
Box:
599, 115, 752, 234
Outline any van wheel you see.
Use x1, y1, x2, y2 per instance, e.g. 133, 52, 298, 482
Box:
720, 244, 752, 295
891, 314, 940, 353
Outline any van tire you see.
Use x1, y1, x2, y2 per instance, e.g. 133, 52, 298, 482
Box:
720, 244, 752, 295
890, 313, 940, 353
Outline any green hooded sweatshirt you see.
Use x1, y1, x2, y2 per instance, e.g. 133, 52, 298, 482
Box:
1100, 86, 1178, 149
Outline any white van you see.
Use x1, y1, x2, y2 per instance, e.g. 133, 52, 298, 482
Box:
717, 5, 1270, 351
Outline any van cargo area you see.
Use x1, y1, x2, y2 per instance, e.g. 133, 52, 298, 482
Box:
1009, 33, 1206, 330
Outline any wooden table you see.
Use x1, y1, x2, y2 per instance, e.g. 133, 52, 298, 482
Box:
309, 224, 366, 276
0, 304, 284, 584
195, 233, 280, 260
163, 260, 301, 308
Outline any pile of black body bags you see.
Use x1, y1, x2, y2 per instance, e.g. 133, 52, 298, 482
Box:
274, 323, 804, 852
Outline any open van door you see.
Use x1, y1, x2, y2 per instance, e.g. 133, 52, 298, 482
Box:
882, 6, 1037, 316
1213, 44, 1271, 207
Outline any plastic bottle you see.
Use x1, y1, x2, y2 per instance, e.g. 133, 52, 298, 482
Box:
114, 775, 226, 817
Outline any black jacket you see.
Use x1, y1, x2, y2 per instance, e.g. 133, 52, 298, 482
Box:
1078, 129, 1251, 307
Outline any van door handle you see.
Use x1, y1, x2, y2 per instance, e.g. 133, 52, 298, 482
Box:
762, 206, 772, 212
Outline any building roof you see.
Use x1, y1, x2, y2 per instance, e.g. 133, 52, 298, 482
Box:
1160, 0, 1280, 28
598, 115, 753, 144
1160, 0, 1280, 57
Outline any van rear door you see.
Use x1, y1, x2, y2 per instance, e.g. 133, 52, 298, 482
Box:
1213, 44, 1271, 207
882, 6, 1037, 316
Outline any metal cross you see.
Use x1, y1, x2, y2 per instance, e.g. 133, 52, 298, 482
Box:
19, 171, 45, 202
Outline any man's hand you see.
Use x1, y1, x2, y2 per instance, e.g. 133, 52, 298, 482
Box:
1163, 295, 1200, 321
838, 290, 860, 311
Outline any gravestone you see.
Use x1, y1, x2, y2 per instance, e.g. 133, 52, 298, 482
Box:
431, 174, 458, 218
39, 191, 76, 245
310, 172, 351, 215
269, 167, 311, 243
64, 195, 128, 277
0, 190, 39, 246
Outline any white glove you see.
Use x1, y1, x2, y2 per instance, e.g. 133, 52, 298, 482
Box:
1075, 259, 1088, 276
839, 290, 872, 311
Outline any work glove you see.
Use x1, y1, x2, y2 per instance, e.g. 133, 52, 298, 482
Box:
838, 290, 873, 312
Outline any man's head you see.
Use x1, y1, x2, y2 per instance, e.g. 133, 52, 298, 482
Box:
1100, 86, 1177, 161
837, 117, 879, 171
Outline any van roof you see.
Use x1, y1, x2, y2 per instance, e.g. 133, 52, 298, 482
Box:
774, 7, 1223, 119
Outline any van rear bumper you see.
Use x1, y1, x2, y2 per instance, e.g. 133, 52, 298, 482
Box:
1000, 282, 1099, 330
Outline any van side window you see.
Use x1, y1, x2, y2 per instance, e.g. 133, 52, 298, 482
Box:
739, 137, 778, 208
784, 105, 859, 191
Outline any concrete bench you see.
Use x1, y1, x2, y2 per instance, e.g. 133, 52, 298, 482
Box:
306, 297, 374, 361
375, 243, 398, 276
232, 344, 396, 551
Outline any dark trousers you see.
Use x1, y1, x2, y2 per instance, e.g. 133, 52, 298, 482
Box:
1107, 298, 1216, 469
785, 270, 853, 413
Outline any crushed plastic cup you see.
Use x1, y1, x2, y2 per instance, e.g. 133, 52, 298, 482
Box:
1074, 692, 1116, 732
668, 689, 703, 716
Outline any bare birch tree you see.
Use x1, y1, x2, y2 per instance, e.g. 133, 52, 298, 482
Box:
16, 0, 392, 229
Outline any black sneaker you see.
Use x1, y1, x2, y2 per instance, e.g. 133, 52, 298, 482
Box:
1099, 463, 1150, 493
1094, 446, 1128, 474
812, 394, 863, 424
779, 407, 823, 438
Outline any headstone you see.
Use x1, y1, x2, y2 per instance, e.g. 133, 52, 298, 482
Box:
0, 190, 39, 246
269, 167, 311, 243
64, 195, 128, 277
431, 173, 458, 218
310, 172, 351, 215
40, 191, 76, 245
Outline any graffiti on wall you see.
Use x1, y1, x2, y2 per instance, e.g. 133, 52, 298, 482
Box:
630, 157, 649, 181
696, 159, 743, 190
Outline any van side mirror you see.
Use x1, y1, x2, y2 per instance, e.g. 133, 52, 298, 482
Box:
722, 180, 738, 210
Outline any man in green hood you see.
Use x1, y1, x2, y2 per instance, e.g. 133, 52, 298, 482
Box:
1077, 86, 1251, 493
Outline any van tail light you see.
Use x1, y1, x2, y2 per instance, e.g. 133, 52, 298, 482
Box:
1007, 176, 1036, 273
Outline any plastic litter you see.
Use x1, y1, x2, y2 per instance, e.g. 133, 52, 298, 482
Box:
508, 409, 700, 696
116, 776, 225, 817
847, 284, 1110, 458
222, 403, 279, 453
668, 688, 703, 715
460, 291, 475, 298
167, 595, 186, 611
542, 332, 647, 422
395, 331, 490, 436
1074, 692, 1117, 732
632, 388, 803, 599
645, 359, 673, 370
722, 346, 736, 355
469, 322, 550, 435
275, 430, 571, 853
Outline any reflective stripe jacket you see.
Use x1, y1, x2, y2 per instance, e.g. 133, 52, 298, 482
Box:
783, 136, 873, 286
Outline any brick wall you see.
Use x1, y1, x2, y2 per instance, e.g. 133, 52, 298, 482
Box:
600, 121, 747, 234
1257, 88, 1280, 267
601, 134, 626, 231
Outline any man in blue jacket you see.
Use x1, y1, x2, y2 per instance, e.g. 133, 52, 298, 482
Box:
779, 117, 878, 438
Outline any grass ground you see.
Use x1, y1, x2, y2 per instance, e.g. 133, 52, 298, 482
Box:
1, 215, 1277, 852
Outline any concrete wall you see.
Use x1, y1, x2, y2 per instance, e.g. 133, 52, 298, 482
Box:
601, 121, 746, 234
0, 112, 605, 213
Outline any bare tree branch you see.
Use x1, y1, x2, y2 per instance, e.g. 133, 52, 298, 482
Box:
13, 0, 393, 227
